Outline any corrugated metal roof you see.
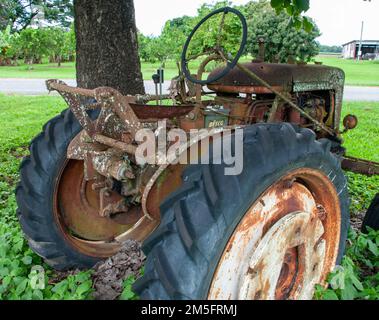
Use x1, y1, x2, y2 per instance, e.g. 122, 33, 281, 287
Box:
342, 40, 379, 46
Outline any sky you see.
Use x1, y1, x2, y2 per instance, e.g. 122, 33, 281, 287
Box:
134, 0, 379, 46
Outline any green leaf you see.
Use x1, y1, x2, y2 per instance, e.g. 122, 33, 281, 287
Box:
294, 0, 310, 12
350, 274, 364, 292
15, 279, 28, 296
52, 280, 68, 296
120, 288, 136, 300
32, 289, 44, 300
302, 17, 314, 33
270, 0, 283, 9
368, 240, 378, 256
0, 267, 9, 277
341, 280, 358, 300
22, 256, 33, 265
120, 276, 138, 300
321, 290, 339, 300
76, 280, 92, 296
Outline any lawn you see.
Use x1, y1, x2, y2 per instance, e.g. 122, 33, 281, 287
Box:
317, 56, 379, 87
0, 95, 378, 300
0, 60, 191, 81
1, 56, 377, 87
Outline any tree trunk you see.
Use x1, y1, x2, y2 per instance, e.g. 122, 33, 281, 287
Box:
74, 0, 145, 95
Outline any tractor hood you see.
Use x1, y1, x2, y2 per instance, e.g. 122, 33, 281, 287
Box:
207, 62, 345, 94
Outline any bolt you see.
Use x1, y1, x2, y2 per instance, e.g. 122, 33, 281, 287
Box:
187, 112, 196, 120
317, 205, 327, 221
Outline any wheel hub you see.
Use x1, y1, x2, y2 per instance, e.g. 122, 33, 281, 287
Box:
208, 168, 341, 300
238, 211, 325, 300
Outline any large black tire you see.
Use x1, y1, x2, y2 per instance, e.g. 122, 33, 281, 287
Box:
16, 109, 101, 270
362, 194, 379, 232
133, 123, 350, 300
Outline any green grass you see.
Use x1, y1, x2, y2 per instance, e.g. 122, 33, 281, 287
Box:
4, 56, 376, 87
340, 102, 379, 214
0, 62, 76, 79
342, 102, 379, 162
0, 57, 254, 81
0, 60, 184, 81
317, 57, 379, 87
0, 95, 95, 300
0, 95, 378, 299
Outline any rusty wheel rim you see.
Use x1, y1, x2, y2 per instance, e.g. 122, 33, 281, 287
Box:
208, 168, 341, 300
53, 160, 158, 258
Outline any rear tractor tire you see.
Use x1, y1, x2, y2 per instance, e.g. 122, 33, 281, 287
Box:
134, 123, 350, 300
16, 109, 135, 270
362, 194, 379, 233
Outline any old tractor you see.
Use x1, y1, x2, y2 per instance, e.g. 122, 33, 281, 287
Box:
16, 7, 379, 300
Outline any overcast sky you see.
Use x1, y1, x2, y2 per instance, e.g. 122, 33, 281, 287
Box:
134, 0, 379, 46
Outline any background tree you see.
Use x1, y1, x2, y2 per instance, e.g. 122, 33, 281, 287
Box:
42, 0, 73, 28
0, 0, 40, 31
0, 25, 14, 65
246, 0, 320, 63
45, 25, 75, 66
11, 27, 52, 65
74, 0, 144, 95
319, 44, 342, 54
0, 0, 73, 32
137, 0, 319, 65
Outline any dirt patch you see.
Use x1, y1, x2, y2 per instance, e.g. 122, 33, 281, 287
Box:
48, 269, 81, 286
91, 240, 145, 300
9, 145, 29, 159
350, 211, 365, 232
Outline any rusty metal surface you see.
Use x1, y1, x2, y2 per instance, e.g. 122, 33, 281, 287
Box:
141, 126, 243, 219
45, 48, 348, 263
238, 211, 326, 300
53, 159, 159, 258
207, 84, 285, 94
208, 168, 341, 300
130, 104, 195, 120
53, 160, 130, 256
342, 114, 358, 132
47, 79, 98, 136
207, 62, 345, 131
93, 134, 137, 156
207, 62, 342, 90
46, 79, 142, 139
47, 79, 97, 97
342, 156, 379, 176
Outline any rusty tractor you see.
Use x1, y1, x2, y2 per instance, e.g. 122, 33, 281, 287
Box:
16, 7, 379, 300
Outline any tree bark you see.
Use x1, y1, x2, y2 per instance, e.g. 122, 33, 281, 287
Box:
74, 0, 145, 95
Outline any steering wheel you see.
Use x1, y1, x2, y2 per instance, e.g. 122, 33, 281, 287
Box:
181, 7, 248, 85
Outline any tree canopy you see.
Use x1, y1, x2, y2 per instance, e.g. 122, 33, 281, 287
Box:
245, 0, 320, 63
1, 0, 320, 67
0, 0, 73, 31
139, 0, 319, 64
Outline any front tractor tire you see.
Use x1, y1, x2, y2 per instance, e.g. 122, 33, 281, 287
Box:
134, 123, 350, 300
16, 109, 131, 270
